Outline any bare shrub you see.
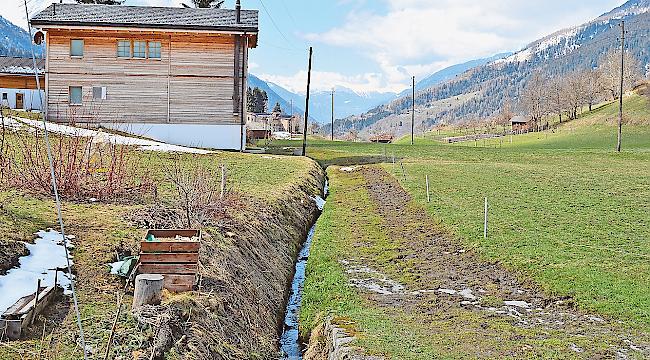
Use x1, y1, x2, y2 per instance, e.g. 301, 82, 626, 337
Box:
3, 126, 155, 202
162, 156, 228, 228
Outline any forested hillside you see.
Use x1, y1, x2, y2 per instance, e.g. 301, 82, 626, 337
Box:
335, 0, 650, 138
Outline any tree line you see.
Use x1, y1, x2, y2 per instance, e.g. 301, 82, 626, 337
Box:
521, 50, 643, 128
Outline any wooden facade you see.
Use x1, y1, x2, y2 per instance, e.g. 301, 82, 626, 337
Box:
0, 74, 42, 90
42, 28, 254, 125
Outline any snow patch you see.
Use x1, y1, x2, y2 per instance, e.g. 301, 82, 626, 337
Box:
14, 118, 212, 154
504, 300, 531, 309
0, 230, 73, 314
313, 196, 326, 211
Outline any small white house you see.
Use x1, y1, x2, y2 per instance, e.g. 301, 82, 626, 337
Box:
0, 57, 45, 111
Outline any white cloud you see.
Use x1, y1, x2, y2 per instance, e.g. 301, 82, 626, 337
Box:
303, 0, 625, 92
258, 70, 402, 94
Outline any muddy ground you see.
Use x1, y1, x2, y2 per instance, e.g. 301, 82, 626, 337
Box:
0, 240, 28, 275
320, 166, 649, 358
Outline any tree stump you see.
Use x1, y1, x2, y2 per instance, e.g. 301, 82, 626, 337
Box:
132, 274, 164, 310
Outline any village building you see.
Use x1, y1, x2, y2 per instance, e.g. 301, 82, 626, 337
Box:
30, 2, 258, 150
246, 110, 301, 140
0, 57, 45, 111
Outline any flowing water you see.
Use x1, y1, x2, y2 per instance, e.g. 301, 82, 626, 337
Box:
280, 181, 327, 359
279, 224, 316, 359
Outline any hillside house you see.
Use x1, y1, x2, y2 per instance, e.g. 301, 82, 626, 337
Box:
0, 57, 45, 111
30, 3, 258, 150
511, 116, 532, 133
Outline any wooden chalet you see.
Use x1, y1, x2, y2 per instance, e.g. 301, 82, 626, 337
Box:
0, 57, 45, 111
30, 2, 258, 150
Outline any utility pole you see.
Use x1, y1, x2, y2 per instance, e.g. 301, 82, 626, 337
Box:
302, 47, 313, 156
411, 76, 415, 145
617, 20, 625, 153
331, 88, 335, 141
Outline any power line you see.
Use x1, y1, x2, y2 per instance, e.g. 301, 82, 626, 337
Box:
257, 0, 298, 50
21, 1, 89, 359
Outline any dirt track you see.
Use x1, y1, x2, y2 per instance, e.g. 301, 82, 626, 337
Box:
339, 166, 649, 358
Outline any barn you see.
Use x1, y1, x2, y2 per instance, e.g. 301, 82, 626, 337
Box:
30, 2, 258, 150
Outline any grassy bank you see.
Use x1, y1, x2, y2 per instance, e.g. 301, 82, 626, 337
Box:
0, 127, 320, 359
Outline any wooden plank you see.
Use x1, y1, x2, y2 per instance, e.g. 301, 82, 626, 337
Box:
140, 241, 200, 253
3, 294, 35, 317
147, 229, 200, 239
0, 74, 44, 90
139, 263, 198, 275
140, 252, 199, 264
162, 274, 195, 293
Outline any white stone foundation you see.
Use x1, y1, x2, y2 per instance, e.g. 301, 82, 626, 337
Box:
103, 123, 247, 151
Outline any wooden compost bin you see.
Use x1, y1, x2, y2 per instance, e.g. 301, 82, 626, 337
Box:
139, 229, 201, 293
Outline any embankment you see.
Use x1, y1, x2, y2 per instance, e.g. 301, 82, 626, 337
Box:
137, 160, 326, 359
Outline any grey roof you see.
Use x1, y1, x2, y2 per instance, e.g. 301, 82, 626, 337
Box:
510, 116, 529, 123
31, 4, 258, 33
0, 56, 44, 75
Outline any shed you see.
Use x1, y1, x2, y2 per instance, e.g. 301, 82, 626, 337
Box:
370, 134, 394, 144
510, 116, 532, 132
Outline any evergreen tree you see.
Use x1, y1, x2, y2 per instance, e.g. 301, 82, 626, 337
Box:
181, 0, 224, 8
273, 102, 282, 114
247, 87, 268, 113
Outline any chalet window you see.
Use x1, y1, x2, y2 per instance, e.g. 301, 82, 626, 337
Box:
69, 86, 82, 105
117, 40, 131, 58
1, 93, 7, 101
148, 41, 161, 59
133, 41, 147, 59
93, 86, 107, 100
70, 39, 84, 57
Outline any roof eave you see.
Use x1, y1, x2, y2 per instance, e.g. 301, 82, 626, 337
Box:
30, 20, 258, 34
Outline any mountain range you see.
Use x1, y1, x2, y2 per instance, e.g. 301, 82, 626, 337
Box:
333, 0, 650, 138
0, 16, 43, 57
252, 77, 398, 124
398, 52, 513, 97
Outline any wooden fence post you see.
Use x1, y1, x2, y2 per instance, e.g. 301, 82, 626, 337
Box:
484, 197, 488, 239
426, 175, 430, 203
220, 164, 227, 199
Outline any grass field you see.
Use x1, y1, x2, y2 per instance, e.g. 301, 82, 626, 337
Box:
299, 91, 650, 357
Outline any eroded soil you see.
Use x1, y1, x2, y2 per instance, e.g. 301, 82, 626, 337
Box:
341, 166, 649, 359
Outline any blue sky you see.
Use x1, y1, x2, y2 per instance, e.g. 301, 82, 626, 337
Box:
6, 0, 627, 93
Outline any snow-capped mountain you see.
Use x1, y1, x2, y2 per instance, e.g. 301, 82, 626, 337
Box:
400, 52, 512, 97
0, 16, 43, 57
496, 0, 650, 66
251, 78, 397, 124
308, 87, 397, 124
337, 0, 650, 137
